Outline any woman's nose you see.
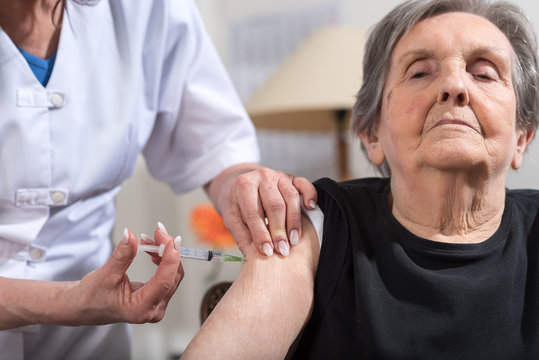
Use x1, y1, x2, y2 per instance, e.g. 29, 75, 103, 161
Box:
437, 68, 469, 106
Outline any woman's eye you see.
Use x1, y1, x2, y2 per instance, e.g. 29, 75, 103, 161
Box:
406, 60, 432, 80
476, 74, 492, 80
405, 59, 434, 81
411, 72, 428, 79
469, 60, 499, 81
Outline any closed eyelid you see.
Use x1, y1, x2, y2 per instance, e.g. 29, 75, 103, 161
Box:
397, 49, 437, 75
465, 47, 512, 73
404, 58, 437, 79
467, 59, 501, 79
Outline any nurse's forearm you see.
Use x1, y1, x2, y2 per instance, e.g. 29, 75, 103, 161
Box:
0, 277, 80, 330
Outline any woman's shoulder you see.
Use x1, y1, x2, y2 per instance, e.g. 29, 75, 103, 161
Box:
312, 177, 390, 222
507, 188, 539, 213
314, 177, 389, 199
505, 188, 539, 231
507, 188, 539, 203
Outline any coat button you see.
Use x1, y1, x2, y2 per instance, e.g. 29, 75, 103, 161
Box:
50, 93, 64, 107
29, 247, 44, 260
51, 191, 66, 204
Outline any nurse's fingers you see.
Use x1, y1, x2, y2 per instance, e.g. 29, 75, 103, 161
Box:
103, 228, 137, 279
278, 176, 317, 253
140, 232, 161, 266
144, 223, 174, 266
222, 200, 257, 255
284, 176, 317, 246
259, 170, 315, 257
293, 176, 318, 210
259, 172, 290, 256
228, 171, 273, 256
278, 176, 302, 250
132, 237, 184, 322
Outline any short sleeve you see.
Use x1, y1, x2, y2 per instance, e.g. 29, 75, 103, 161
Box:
142, 0, 260, 194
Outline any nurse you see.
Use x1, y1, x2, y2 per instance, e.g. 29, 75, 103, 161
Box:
0, 0, 316, 359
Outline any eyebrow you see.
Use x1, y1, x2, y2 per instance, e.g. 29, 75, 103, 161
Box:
396, 49, 435, 65
466, 46, 512, 63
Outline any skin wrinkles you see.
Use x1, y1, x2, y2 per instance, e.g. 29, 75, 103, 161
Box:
387, 21, 516, 168
437, 174, 493, 236
362, 12, 533, 243
397, 46, 513, 86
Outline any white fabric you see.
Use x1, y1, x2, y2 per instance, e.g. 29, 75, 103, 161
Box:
0, 0, 259, 358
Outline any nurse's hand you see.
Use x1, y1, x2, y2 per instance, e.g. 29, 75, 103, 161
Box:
206, 163, 317, 257
75, 227, 184, 325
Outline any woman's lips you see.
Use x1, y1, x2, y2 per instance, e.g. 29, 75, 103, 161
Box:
428, 118, 481, 135
435, 119, 473, 128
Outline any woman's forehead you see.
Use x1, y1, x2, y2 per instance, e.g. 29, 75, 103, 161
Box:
392, 12, 514, 63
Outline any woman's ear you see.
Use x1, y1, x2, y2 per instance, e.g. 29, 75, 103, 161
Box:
358, 127, 385, 166
511, 128, 535, 170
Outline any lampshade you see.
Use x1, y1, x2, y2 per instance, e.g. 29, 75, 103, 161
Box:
245, 26, 365, 178
246, 25, 365, 130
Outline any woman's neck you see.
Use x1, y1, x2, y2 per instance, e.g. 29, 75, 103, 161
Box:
0, 0, 63, 59
389, 169, 507, 244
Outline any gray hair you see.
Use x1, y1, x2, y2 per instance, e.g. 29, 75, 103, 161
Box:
352, 0, 539, 176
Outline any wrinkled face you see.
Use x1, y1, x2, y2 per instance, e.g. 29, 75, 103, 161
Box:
361, 12, 531, 179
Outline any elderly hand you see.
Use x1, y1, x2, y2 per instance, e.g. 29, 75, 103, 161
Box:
74, 227, 184, 325
206, 164, 317, 257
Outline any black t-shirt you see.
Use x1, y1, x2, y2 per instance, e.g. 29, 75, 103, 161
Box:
291, 177, 539, 360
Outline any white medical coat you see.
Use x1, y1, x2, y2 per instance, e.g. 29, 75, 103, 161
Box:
0, 0, 259, 358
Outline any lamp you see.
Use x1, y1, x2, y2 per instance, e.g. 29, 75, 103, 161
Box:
245, 26, 365, 180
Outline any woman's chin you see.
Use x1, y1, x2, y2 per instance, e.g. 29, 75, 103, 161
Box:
421, 146, 486, 172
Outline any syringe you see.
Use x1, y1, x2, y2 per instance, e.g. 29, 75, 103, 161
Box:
138, 242, 245, 263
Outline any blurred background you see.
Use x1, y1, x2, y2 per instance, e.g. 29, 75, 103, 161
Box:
113, 0, 539, 358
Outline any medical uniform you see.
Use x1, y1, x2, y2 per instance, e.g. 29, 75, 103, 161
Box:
0, 0, 259, 358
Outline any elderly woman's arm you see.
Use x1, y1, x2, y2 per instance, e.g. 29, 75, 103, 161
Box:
183, 215, 320, 359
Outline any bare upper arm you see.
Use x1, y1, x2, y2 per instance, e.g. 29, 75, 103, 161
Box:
183, 214, 320, 359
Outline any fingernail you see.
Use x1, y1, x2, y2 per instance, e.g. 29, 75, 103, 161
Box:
290, 229, 299, 245
140, 233, 154, 243
309, 200, 316, 209
278, 241, 289, 256
174, 236, 182, 251
157, 221, 168, 236
263, 243, 273, 256
121, 227, 129, 244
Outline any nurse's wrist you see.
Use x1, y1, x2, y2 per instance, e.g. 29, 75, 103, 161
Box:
67, 277, 118, 325
55, 280, 88, 326
30, 280, 82, 326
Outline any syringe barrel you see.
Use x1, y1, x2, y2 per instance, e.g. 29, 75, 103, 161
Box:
179, 247, 211, 261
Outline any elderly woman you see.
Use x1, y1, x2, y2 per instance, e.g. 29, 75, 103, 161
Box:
182, 0, 539, 358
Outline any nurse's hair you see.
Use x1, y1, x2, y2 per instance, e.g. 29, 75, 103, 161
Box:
352, 0, 539, 176
52, 0, 100, 26
52, 0, 63, 26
